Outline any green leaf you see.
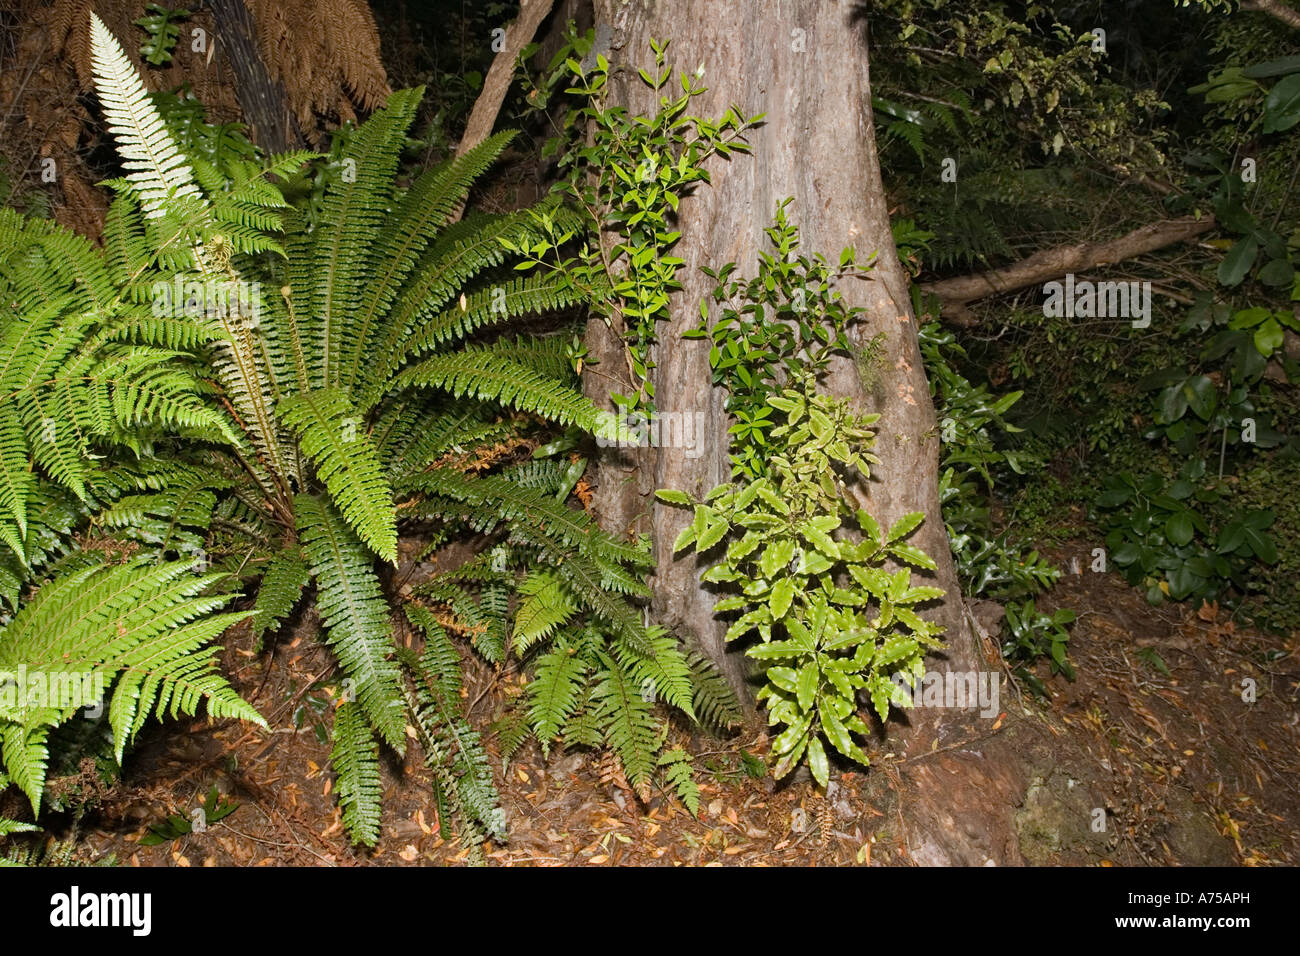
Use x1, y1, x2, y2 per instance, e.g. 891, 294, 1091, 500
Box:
1262, 73, 1300, 133
807, 735, 829, 788
1218, 236, 1259, 287
770, 577, 795, 618
886, 511, 924, 543
796, 662, 817, 713
656, 488, 692, 506
1166, 511, 1195, 547
888, 543, 937, 571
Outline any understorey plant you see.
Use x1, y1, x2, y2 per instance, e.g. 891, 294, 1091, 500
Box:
661, 204, 945, 787
0, 13, 730, 851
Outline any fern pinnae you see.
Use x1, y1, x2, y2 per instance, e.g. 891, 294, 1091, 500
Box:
340, 130, 517, 391
331, 701, 383, 847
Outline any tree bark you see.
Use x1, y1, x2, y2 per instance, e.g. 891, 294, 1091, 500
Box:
456, 0, 557, 158
586, 0, 1025, 862
207, 0, 298, 152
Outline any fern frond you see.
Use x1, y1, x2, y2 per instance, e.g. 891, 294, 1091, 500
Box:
89, 13, 202, 218
279, 388, 397, 563
394, 349, 611, 436
512, 570, 578, 653
686, 651, 744, 733
311, 87, 423, 389
401, 605, 505, 843
330, 701, 382, 847
0, 558, 264, 810
591, 649, 657, 795
526, 642, 586, 757
250, 547, 310, 645
294, 494, 405, 752
658, 748, 699, 816
340, 130, 517, 390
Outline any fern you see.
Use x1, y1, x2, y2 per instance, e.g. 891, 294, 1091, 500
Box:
686, 651, 744, 733
590, 648, 658, 797
512, 569, 578, 653
249, 548, 310, 647
278, 388, 397, 563
0, 13, 705, 842
330, 701, 383, 847
658, 748, 699, 816
294, 494, 406, 753
401, 605, 504, 846
526, 642, 586, 757
0, 558, 263, 811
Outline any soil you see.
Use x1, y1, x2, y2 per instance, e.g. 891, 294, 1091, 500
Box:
16, 538, 1297, 868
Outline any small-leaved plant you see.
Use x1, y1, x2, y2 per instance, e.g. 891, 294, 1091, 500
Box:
660, 206, 944, 787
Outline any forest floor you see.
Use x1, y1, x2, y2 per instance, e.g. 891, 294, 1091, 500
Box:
30, 539, 1299, 868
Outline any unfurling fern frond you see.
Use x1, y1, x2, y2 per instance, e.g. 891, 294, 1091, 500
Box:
0, 558, 264, 811
330, 701, 382, 847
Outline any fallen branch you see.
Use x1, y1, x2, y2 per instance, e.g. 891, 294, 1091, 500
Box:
1242, 0, 1300, 31
918, 216, 1217, 326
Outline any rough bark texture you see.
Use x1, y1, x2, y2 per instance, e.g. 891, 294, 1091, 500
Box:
584, 0, 1025, 862
920, 215, 1217, 326
207, 0, 297, 152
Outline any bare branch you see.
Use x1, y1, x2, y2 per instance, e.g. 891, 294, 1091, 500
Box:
918, 216, 1217, 325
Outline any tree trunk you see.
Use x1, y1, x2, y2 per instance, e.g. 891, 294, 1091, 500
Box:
586, 0, 1025, 864
207, 0, 298, 152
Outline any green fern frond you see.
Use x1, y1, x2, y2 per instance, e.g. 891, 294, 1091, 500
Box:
612, 628, 696, 720
279, 388, 397, 563
590, 649, 658, 793
0, 557, 263, 810
394, 350, 610, 437
401, 605, 505, 843
250, 547, 310, 646
294, 494, 405, 753
341, 130, 517, 391
310, 87, 423, 389
526, 641, 586, 757
395, 274, 585, 368
512, 570, 578, 653
658, 748, 699, 816
686, 651, 744, 733
330, 701, 382, 847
